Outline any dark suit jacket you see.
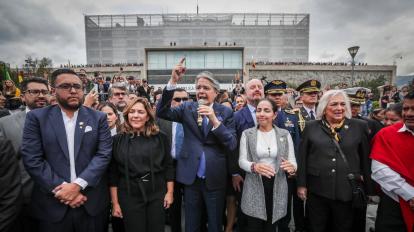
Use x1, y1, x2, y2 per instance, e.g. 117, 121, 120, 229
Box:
158, 118, 173, 146
297, 118, 373, 202
0, 110, 33, 204
230, 106, 256, 176
157, 88, 237, 190
0, 109, 11, 118
21, 105, 112, 222
0, 139, 22, 232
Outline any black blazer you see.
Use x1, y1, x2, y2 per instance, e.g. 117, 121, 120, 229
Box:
297, 118, 373, 202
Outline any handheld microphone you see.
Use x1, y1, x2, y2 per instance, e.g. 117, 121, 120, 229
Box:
197, 99, 206, 126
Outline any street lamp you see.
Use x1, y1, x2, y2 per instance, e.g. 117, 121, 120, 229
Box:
348, 46, 359, 86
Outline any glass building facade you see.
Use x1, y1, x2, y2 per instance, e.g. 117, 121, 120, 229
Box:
85, 13, 310, 65
146, 48, 243, 88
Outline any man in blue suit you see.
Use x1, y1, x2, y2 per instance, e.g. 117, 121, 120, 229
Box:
157, 59, 237, 232
21, 69, 112, 232
230, 79, 264, 231
231, 79, 264, 189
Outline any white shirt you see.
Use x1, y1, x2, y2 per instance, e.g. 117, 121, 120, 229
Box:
61, 109, 88, 189
247, 104, 257, 126
110, 127, 117, 136
171, 122, 179, 159
371, 123, 414, 202
303, 105, 316, 117
239, 129, 297, 173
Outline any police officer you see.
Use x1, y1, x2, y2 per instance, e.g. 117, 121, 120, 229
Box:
344, 87, 383, 140
265, 80, 304, 232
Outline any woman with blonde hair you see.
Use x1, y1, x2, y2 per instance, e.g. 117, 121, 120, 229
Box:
109, 97, 174, 232
2, 79, 20, 99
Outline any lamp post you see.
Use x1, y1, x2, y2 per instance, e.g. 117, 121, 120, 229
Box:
348, 46, 359, 86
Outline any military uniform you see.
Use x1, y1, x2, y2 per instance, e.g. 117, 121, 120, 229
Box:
296, 80, 321, 133
344, 87, 382, 232
344, 87, 383, 140
265, 80, 304, 232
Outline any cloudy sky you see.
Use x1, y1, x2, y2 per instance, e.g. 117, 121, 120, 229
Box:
1, 0, 413, 75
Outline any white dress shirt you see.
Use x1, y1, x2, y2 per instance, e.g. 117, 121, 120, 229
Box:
371, 123, 414, 202
171, 121, 178, 159
303, 105, 316, 117
61, 109, 88, 189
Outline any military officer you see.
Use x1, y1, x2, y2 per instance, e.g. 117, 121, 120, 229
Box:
265, 80, 305, 232
344, 87, 383, 140
296, 80, 321, 133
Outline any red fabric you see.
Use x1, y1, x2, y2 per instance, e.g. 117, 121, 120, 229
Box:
371, 122, 414, 232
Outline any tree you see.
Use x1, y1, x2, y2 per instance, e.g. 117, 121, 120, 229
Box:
355, 75, 387, 100
23, 56, 53, 77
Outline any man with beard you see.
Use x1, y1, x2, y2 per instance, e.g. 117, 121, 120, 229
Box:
231, 79, 264, 230
0, 77, 49, 232
108, 82, 129, 113
21, 69, 112, 232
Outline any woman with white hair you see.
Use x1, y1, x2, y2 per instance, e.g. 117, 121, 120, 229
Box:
296, 89, 373, 232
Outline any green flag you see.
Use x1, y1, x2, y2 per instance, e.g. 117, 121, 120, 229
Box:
3, 68, 12, 81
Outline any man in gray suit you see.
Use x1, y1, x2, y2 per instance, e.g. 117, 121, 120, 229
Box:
0, 77, 50, 232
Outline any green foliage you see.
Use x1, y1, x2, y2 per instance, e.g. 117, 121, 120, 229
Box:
372, 101, 380, 109
355, 75, 387, 100
24, 56, 53, 77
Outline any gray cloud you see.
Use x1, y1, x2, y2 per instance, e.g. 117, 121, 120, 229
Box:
1, 0, 413, 75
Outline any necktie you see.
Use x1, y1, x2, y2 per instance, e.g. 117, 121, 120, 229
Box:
197, 116, 208, 178
310, 110, 315, 120
202, 116, 209, 137
253, 109, 257, 125
174, 123, 184, 159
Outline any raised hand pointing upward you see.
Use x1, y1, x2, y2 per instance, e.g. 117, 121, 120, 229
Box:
170, 57, 186, 85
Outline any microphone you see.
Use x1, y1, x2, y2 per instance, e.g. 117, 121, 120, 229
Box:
197, 99, 207, 126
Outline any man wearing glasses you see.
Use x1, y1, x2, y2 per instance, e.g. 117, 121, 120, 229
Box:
158, 88, 189, 232
108, 82, 129, 113
21, 69, 112, 232
0, 77, 50, 232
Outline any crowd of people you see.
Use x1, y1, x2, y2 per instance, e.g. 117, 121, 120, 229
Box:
0, 58, 413, 232
245, 61, 369, 66
60, 63, 144, 69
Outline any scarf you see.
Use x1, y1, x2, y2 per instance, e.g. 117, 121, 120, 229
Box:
322, 119, 345, 142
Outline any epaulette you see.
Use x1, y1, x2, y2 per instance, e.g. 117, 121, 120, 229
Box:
284, 109, 297, 114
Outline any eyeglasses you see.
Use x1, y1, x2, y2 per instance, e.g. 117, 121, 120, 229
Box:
25, 89, 50, 96
55, 83, 82, 91
173, 97, 189, 102
113, 92, 126, 97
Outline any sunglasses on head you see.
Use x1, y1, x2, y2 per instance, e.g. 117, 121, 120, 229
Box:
173, 97, 189, 102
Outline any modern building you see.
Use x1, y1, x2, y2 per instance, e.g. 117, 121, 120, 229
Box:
84, 13, 310, 65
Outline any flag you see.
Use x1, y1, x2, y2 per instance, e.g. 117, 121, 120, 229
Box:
3, 68, 12, 81
17, 66, 24, 83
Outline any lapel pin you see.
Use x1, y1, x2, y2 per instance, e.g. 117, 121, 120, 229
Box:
344, 125, 349, 129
